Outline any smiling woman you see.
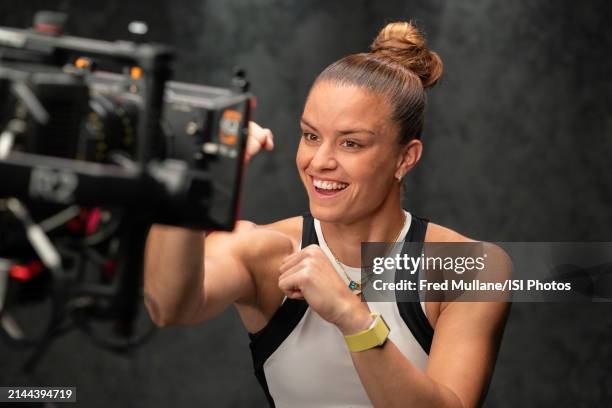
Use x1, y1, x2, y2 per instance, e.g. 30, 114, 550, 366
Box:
297, 82, 409, 222
144, 20, 510, 408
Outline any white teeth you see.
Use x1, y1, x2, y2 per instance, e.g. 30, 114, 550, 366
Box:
313, 179, 348, 190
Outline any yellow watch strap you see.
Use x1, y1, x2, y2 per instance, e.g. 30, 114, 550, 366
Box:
344, 313, 390, 352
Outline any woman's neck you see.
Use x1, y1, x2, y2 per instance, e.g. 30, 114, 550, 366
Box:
319, 199, 406, 268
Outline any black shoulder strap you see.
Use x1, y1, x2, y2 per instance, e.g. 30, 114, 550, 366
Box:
396, 214, 434, 354
248, 213, 314, 407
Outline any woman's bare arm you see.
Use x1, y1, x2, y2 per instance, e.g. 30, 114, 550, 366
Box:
143, 226, 249, 328
143, 223, 258, 327
143, 220, 297, 327
144, 225, 204, 326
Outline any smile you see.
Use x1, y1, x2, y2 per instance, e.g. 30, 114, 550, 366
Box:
310, 177, 349, 197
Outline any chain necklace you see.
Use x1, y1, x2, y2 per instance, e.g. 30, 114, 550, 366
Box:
326, 212, 407, 293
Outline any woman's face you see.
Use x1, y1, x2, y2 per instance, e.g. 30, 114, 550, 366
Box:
296, 81, 403, 223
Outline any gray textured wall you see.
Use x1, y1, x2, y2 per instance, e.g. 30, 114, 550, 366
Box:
1, 0, 611, 407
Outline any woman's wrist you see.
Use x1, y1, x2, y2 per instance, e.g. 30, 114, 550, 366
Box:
335, 300, 373, 336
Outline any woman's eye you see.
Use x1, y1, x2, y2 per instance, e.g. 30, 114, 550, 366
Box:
341, 140, 361, 148
302, 132, 318, 142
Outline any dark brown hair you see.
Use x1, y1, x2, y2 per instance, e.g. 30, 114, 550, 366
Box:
314, 21, 443, 144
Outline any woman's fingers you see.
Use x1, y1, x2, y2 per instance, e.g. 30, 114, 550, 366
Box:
279, 249, 308, 274
278, 268, 305, 299
286, 290, 304, 299
278, 252, 310, 300
263, 128, 274, 150
246, 121, 274, 163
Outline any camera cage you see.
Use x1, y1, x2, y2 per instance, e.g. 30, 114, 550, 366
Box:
0, 23, 251, 229
0, 16, 251, 366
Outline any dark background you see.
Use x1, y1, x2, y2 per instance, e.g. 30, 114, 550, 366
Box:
1, 0, 611, 407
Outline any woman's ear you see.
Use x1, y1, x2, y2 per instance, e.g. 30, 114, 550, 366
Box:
395, 139, 423, 181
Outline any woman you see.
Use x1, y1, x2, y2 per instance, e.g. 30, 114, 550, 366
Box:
144, 21, 510, 408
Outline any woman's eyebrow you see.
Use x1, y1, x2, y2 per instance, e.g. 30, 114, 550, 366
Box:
300, 117, 318, 132
337, 128, 376, 136
301, 118, 375, 136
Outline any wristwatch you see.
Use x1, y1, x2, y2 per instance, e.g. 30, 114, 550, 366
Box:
344, 313, 390, 352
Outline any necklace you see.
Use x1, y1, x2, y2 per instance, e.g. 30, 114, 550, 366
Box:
326, 212, 407, 292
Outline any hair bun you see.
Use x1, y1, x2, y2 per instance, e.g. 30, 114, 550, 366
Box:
370, 21, 443, 89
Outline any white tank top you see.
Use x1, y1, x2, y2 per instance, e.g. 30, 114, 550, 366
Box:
248, 211, 432, 407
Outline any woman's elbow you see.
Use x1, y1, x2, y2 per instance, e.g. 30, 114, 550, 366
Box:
144, 292, 176, 328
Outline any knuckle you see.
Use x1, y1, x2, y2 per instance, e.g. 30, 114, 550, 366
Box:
300, 269, 312, 283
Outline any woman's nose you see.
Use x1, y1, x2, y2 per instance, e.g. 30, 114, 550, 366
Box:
310, 142, 337, 170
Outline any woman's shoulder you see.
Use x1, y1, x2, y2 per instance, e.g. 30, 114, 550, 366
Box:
425, 220, 477, 243
425, 220, 512, 278
260, 216, 303, 243
230, 216, 303, 255
425, 220, 508, 257
241, 216, 476, 245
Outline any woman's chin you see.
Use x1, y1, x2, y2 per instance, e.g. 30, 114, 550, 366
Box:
309, 204, 350, 223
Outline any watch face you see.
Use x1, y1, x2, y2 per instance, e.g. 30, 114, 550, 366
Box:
344, 313, 391, 352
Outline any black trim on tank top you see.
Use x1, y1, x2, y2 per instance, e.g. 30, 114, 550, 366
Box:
247, 212, 315, 408
396, 214, 435, 354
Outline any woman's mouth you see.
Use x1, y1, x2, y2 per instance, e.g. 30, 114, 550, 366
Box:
311, 177, 349, 197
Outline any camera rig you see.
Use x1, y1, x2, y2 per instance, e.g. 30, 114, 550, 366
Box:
0, 12, 251, 369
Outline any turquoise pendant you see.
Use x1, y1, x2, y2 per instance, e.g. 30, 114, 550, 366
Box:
348, 281, 359, 290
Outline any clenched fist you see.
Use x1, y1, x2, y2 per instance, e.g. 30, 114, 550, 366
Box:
278, 244, 372, 335
244, 121, 274, 164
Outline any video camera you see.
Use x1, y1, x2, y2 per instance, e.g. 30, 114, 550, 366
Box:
0, 11, 251, 368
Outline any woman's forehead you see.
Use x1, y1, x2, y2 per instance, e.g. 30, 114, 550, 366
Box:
302, 81, 392, 132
